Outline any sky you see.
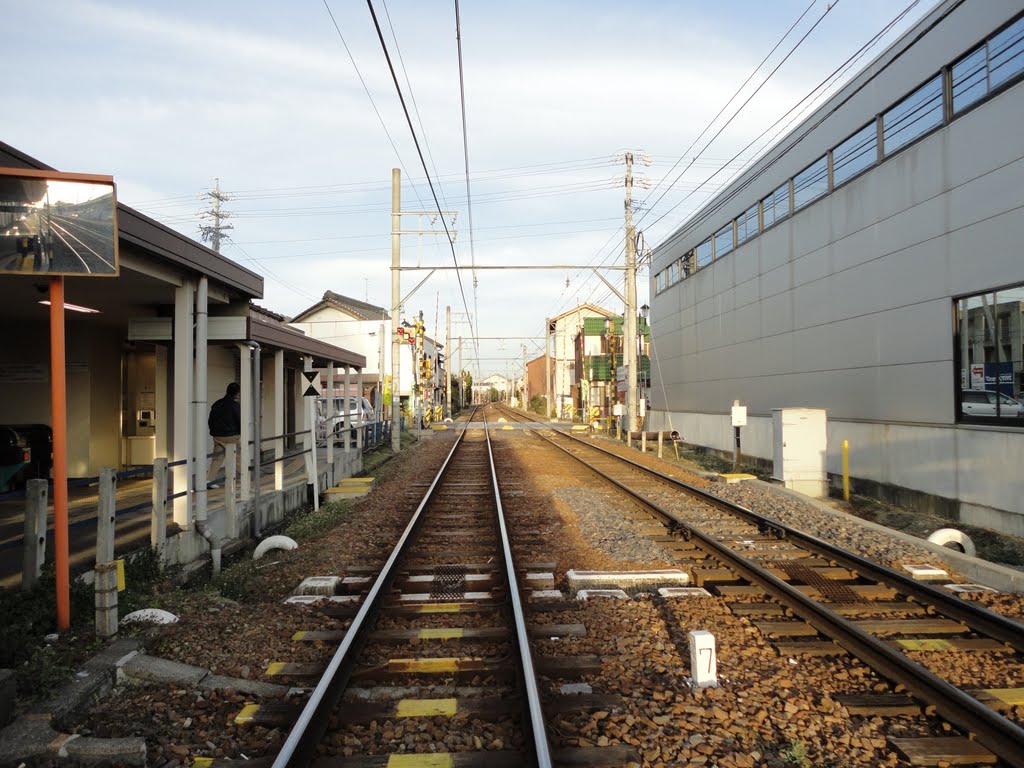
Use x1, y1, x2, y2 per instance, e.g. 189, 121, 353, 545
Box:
7, 0, 936, 379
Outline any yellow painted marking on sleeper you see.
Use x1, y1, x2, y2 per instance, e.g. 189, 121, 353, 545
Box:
386, 755, 454, 768
416, 604, 463, 614
395, 698, 458, 717
984, 688, 1024, 705
234, 704, 261, 724
389, 657, 465, 673
264, 662, 287, 675
897, 639, 952, 651
292, 631, 307, 641
191, 759, 215, 768
419, 628, 464, 640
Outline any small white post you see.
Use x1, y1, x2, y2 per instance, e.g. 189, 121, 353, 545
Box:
95, 468, 119, 638
641, 432, 647, 453
688, 630, 717, 688
22, 479, 48, 590
658, 431, 664, 459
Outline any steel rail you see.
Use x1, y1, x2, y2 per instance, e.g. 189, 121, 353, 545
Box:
483, 413, 554, 768
272, 408, 478, 767
557, 429, 1024, 653
526, 422, 1024, 768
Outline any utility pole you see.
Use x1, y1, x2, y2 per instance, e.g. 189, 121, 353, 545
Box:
391, 169, 402, 451
458, 335, 463, 408
200, 177, 233, 253
623, 152, 639, 436
522, 344, 528, 411
445, 305, 452, 419
544, 318, 551, 420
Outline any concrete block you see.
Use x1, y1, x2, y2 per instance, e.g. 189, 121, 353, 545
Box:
117, 654, 207, 687
559, 682, 593, 695
284, 594, 359, 605
717, 473, 756, 483
567, 568, 689, 594
944, 583, 998, 594
903, 564, 949, 580
295, 576, 342, 596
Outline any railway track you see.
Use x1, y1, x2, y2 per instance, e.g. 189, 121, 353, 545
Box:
230, 409, 632, 767
498, 406, 1024, 768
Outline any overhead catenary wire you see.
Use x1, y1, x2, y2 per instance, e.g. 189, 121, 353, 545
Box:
364, 0, 478, 372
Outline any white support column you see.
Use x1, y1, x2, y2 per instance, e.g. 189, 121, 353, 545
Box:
326, 362, 335, 474
172, 281, 194, 528
356, 366, 364, 453
22, 479, 48, 590
238, 342, 252, 501
273, 349, 285, 491
194, 276, 209, 524
151, 458, 167, 563
344, 364, 352, 455
303, 355, 319, 511
95, 468, 118, 638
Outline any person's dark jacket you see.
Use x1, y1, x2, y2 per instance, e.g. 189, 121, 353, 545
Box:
209, 396, 241, 437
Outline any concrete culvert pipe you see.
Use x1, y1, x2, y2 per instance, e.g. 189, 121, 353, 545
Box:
254, 535, 299, 560
926, 528, 976, 557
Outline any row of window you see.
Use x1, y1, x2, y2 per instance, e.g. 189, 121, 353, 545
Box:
655, 12, 1024, 295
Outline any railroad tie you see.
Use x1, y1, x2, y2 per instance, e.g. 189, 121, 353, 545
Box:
777, 562, 864, 603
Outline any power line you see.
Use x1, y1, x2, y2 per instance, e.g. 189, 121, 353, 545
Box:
366, 0, 477, 351
455, 0, 480, 354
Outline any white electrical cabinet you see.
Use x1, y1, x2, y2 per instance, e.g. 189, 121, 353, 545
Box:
771, 408, 827, 498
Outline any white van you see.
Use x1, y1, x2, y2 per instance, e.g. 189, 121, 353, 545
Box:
961, 389, 1023, 418
317, 396, 375, 438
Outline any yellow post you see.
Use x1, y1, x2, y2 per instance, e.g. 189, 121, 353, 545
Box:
842, 439, 850, 502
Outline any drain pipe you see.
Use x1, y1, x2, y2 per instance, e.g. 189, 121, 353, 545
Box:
193, 276, 222, 575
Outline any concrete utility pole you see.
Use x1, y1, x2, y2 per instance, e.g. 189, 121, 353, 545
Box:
200, 177, 234, 253
623, 152, 639, 435
522, 344, 528, 410
544, 318, 551, 420
391, 169, 402, 451
445, 305, 452, 419
458, 335, 463, 408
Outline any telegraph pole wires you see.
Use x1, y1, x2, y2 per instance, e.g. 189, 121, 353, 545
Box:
199, 178, 233, 253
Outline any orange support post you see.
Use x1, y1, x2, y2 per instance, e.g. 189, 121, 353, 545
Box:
50, 277, 69, 631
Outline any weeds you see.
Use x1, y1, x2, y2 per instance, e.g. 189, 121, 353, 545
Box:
284, 500, 350, 542
780, 739, 811, 768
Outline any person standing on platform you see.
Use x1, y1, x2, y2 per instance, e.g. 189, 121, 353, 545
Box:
207, 382, 241, 488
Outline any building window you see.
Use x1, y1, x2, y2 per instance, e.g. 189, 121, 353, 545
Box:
695, 239, 712, 268
952, 45, 988, 113
793, 155, 828, 211
656, 270, 667, 293
955, 284, 1024, 423
736, 203, 759, 245
714, 223, 734, 258
989, 15, 1024, 90
832, 121, 878, 187
668, 260, 680, 285
682, 249, 695, 277
761, 182, 790, 229
883, 74, 943, 155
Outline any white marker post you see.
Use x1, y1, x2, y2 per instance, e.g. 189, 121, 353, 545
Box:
689, 629, 717, 687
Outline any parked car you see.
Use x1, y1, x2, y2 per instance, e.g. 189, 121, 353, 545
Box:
961, 389, 1024, 418
0, 426, 30, 491
317, 396, 376, 438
